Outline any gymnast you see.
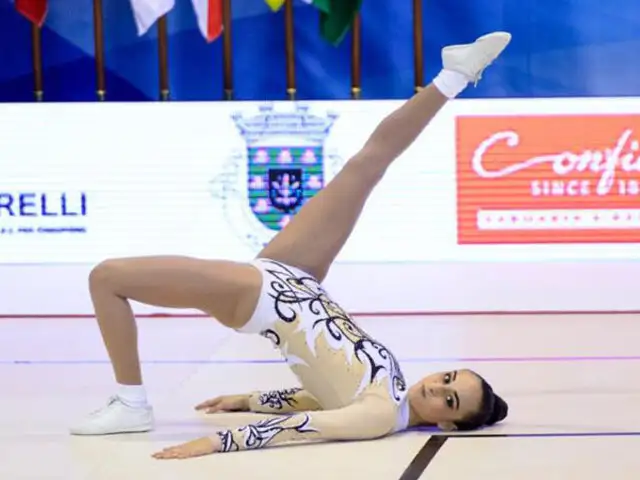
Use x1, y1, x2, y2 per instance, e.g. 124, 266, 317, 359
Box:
70, 31, 512, 459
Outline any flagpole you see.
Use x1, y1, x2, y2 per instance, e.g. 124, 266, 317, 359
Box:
158, 15, 170, 101
93, 0, 107, 101
222, 0, 233, 100
413, 0, 424, 93
30, 24, 43, 101
351, 14, 361, 99
284, 0, 296, 100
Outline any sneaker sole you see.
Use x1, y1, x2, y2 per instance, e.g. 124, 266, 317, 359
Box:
70, 424, 154, 436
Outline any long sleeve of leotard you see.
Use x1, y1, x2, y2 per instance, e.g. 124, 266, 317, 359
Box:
247, 388, 322, 414
215, 394, 397, 453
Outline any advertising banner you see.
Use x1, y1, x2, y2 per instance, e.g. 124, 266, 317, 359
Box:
457, 114, 640, 244
3, 99, 640, 265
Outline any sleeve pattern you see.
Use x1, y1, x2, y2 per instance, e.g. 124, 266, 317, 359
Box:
216, 413, 318, 452
257, 388, 303, 411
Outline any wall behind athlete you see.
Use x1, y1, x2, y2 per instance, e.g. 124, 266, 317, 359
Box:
1, 98, 640, 315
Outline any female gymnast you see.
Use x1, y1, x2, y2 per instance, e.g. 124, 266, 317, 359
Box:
70, 31, 512, 459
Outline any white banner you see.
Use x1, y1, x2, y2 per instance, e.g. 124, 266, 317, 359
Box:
2, 98, 640, 264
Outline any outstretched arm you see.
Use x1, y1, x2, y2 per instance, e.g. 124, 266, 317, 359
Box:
154, 395, 397, 459
248, 387, 323, 414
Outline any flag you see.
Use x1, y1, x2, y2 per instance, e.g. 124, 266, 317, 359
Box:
265, 0, 285, 11
15, 0, 48, 26
190, 0, 223, 42
129, 0, 175, 36
301, 0, 362, 46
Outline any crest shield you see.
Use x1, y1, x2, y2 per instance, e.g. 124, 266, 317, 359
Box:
234, 105, 337, 232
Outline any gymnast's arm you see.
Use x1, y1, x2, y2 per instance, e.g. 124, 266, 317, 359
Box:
248, 387, 323, 414
214, 395, 397, 453
195, 388, 321, 414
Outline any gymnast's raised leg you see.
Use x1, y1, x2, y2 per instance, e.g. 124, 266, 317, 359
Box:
258, 33, 512, 282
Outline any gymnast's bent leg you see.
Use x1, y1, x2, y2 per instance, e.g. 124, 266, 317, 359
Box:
69, 257, 262, 435
259, 32, 512, 281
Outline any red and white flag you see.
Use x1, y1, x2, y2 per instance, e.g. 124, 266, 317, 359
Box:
15, 0, 48, 26
190, 0, 223, 42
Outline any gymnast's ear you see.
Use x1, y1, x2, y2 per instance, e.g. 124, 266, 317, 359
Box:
438, 421, 457, 432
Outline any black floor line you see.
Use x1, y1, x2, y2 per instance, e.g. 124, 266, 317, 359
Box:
398, 431, 640, 479
398, 435, 449, 480
450, 431, 640, 439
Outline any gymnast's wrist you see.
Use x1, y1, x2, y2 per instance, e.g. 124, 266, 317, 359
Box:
245, 391, 262, 411
241, 394, 252, 411
211, 431, 228, 453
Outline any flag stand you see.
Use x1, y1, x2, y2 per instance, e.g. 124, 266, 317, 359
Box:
351, 14, 361, 99
222, 0, 233, 100
30, 24, 43, 101
158, 16, 170, 101
413, 0, 424, 93
284, 0, 296, 100
93, 0, 106, 101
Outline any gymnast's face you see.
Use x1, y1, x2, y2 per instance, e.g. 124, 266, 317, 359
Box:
408, 369, 483, 430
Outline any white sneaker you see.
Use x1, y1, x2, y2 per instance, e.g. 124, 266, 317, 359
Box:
69, 396, 154, 435
442, 31, 512, 84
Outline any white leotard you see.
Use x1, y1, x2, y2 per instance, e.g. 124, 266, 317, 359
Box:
215, 258, 410, 453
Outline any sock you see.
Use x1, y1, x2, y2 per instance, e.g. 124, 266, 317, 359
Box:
432, 69, 469, 99
117, 383, 148, 408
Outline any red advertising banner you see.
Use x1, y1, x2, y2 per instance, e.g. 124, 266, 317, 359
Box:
456, 114, 640, 244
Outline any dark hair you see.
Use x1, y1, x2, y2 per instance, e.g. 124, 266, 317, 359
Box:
453, 373, 508, 431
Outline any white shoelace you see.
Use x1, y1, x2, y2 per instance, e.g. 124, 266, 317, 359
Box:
88, 396, 120, 416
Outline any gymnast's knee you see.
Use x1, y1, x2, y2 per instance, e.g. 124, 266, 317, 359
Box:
88, 259, 126, 294
345, 149, 388, 183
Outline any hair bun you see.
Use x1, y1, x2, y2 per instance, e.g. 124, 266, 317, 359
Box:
487, 394, 508, 425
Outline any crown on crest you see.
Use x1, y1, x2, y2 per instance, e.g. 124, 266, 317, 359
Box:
232, 103, 338, 144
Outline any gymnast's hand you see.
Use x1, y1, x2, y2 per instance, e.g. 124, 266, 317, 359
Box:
194, 394, 250, 413
152, 436, 221, 460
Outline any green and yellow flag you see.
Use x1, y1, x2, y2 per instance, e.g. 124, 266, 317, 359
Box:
265, 0, 286, 11
302, 0, 363, 46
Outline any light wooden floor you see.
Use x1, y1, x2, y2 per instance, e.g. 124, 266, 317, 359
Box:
1, 314, 639, 479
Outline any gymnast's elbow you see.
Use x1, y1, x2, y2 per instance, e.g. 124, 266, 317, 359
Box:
341, 419, 396, 443
323, 405, 397, 442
